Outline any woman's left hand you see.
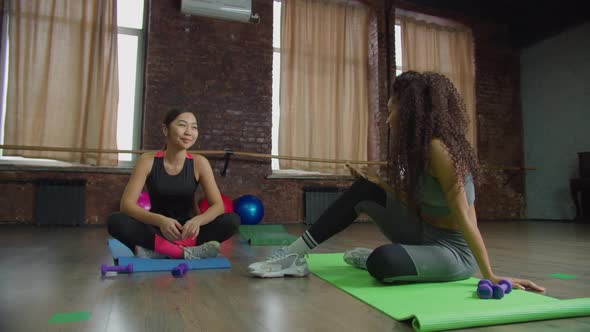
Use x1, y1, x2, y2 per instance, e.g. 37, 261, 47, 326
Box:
182, 218, 202, 240
490, 275, 546, 293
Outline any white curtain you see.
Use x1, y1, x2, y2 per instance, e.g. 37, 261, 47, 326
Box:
4, 0, 119, 165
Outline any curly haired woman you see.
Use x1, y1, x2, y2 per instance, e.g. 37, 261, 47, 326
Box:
248, 71, 545, 292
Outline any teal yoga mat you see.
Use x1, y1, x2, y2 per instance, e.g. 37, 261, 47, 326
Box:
307, 253, 590, 332
239, 224, 297, 245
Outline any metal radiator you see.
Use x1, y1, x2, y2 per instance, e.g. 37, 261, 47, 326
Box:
303, 186, 344, 224
34, 179, 87, 226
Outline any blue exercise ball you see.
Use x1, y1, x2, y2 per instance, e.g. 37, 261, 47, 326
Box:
234, 195, 264, 225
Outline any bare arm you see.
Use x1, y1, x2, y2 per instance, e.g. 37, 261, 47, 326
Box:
120, 153, 163, 227
181, 155, 224, 239
193, 155, 224, 225
430, 139, 544, 292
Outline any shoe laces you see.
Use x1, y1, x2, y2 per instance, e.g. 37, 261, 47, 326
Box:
183, 242, 217, 259
265, 247, 290, 262
344, 248, 370, 267
265, 248, 309, 263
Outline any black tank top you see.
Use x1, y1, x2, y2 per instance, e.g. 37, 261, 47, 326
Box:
146, 151, 199, 223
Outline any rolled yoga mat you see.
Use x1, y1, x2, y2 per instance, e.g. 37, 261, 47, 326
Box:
107, 239, 231, 272
238, 224, 297, 245
307, 253, 590, 332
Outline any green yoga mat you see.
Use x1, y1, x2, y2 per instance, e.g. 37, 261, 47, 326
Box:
239, 225, 297, 245
307, 253, 590, 332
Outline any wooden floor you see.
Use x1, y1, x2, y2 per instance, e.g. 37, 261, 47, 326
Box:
0, 221, 589, 332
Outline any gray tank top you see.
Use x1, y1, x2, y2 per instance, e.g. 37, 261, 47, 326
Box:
418, 173, 475, 216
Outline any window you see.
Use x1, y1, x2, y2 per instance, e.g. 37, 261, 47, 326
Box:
271, 0, 281, 171
116, 0, 147, 163
271, 2, 403, 172
0, 5, 10, 156
0, 1, 146, 165
395, 23, 402, 76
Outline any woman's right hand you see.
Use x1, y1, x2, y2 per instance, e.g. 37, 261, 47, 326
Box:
158, 216, 183, 242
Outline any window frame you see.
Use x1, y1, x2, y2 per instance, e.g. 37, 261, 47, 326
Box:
116, 2, 148, 166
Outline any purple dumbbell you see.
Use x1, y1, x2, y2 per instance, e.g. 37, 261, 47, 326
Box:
171, 263, 189, 278
492, 280, 512, 299
476, 279, 494, 299
101, 263, 133, 276
477, 279, 512, 299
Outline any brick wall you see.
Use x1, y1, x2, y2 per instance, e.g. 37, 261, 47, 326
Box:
0, 171, 127, 224
472, 22, 525, 219
141, 0, 392, 224
0, 0, 525, 223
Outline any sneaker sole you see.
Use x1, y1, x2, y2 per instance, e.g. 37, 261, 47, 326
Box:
250, 268, 309, 278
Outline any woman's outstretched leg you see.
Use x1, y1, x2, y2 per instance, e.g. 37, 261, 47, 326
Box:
248, 179, 386, 278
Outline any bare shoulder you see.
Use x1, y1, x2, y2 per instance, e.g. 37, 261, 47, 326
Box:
138, 152, 156, 164
191, 154, 211, 169
430, 138, 449, 154
191, 154, 213, 182
135, 152, 156, 174
430, 139, 453, 164
429, 138, 455, 180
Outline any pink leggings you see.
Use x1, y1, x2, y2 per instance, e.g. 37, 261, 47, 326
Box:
154, 234, 196, 258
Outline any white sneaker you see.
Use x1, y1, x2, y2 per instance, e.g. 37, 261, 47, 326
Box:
343, 248, 373, 270
247, 247, 287, 272
135, 246, 167, 259
248, 247, 309, 278
183, 241, 220, 259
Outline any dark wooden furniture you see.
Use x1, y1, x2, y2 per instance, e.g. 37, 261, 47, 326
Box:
571, 177, 590, 220
571, 152, 590, 221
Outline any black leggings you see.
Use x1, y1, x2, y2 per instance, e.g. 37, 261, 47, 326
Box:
107, 212, 240, 252
307, 179, 476, 283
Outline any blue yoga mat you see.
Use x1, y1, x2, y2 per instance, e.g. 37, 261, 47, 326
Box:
107, 239, 231, 272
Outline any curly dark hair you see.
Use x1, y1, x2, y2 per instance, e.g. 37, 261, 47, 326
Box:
388, 71, 479, 208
